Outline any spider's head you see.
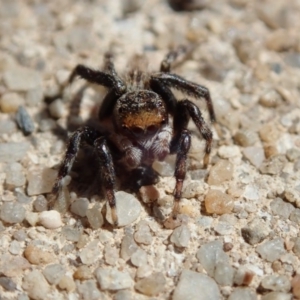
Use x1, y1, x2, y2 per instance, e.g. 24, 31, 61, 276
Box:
114, 90, 168, 138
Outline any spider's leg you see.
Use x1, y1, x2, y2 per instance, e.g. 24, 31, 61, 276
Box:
160, 45, 192, 73
172, 99, 213, 168
151, 73, 216, 123
170, 129, 191, 219
103, 52, 118, 77
94, 137, 118, 226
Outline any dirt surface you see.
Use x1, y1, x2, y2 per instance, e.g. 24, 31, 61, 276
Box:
0, 0, 300, 299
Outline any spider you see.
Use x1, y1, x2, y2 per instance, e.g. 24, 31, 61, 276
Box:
52, 46, 215, 226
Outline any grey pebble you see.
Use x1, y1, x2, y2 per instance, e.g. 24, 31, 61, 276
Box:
261, 291, 293, 300
33, 195, 48, 212
134, 221, 153, 245
260, 155, 287, 175
0, 276, 17, 291
43, 264, 65, 285
256, 238, 286, 262
0, 202, 25, 224
86, 204, 104, 229
260, 274, 291, 293
0, 142, 29, 163
13, 229, 27, 241
270, 198, 294, 219
120, 232, 139, 261
77, 279, 103, 300
5, 162, 26, 188
170, 224, 191, 248
228, 287, 257, 300
70, 198, 89, 217
25, 88, 43, 107
173, 269, 221, 300
61, 225, 82, 242
241, 217, 270, 245
135, 272, 166, 296
15, 106, 35, 135
0, 119, 17, 134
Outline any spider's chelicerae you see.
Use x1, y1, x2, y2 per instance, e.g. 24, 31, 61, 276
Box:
53, 46, 216, 226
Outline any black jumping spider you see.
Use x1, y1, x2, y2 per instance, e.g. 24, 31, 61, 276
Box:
53, 46, 215, 226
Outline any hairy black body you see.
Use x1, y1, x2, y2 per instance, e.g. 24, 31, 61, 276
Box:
53, 47, 215, 226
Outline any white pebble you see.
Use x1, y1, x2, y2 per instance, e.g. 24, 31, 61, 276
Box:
39, 210, 63, 229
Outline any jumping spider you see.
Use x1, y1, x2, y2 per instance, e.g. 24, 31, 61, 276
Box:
53, 46, 215, 226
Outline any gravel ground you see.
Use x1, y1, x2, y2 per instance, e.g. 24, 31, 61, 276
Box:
0, 0, 300, 299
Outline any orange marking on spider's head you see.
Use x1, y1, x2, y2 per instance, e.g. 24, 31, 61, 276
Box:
123, 111, 165, 129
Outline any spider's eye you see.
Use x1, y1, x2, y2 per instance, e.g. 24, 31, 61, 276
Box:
131, 126, 144, 136
146, 125, 158, 133
161, 118, 167, 125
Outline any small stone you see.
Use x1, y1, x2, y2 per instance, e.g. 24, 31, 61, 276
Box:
3, 67, 42, 92
270, 198, 294, 219
218, 145, 240, 159
24, 244, 56, 265
242, 147, 265, 168
152, 154, 176, 176
16, 190, 31, 204
135, 272, 166, 296
43, 264, 65, 285
48, 99, 67, 119
134, 221, 153, 245
77, 280, 103, 300
58, 275, 76, 292
173, 270, 221, 300
33, 195, 48, 212
15, 106, 35, 135
207, 160, 233, 185
233, 267, 254, 286
139, 185, 160, 203
205, 190, 234, 214
259, 123, 281, 143
266, 29, 295, 52
0, 119, 17, 134
0, 202, 25, 224
233, 129, 258, 146
39, 118, 57, 132
261, 291, 292, 300
25, 88, 43, 107
70, 198, 89, 217
73, 265, 93, 281
0, 92, 24, 113
256, 238, 286, 262
292, 238, 300, 257
260, 155, 287, 175
136, 264, 152, 278
13, 229, 27, 241
22, 270, 50, 300
241, 217, 270, 245
260, 274, 291, 293
0, 142, 29, 163
39, 210, 62, 229
292, 274, 300, 299
170, 224, 191, 247
259, 89, 282, 107
120, 233, 139, 261
61, 225, 81, 242
290, 209, 300, 224
131, 248, 148, 267
86, 204, 104, 229
286, 148, 300, 162
25, 212, 39, 226
104, 244, 119, 266
27, 167, 57, 196
182, 181, 205, 198
5, 162, 26, 188
214, 221, 234, 235
80, 240, 101, 265
0, 276, 17, 291
228, 287, 257, 300
284, 188, 300, 207
106, 191, 141, 226
95, 267, 134, 291
115, 290, 134, 300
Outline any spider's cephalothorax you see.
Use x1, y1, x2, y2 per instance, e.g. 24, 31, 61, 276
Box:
52, 47, 215, 226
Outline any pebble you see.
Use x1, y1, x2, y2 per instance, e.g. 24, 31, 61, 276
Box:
291, 274, 300, 299
233, 129, 258, 146
131, 248, 148, 267
33, 195, 48, 212
61, 225, 81, 242
77, 280, 104, 300
256, 238, 286, 262
5, 162, 26, 188
135, 272, 166, 296
39, 210, 63, 229
139, 185, 160, 203
86, 204, 104, 229
15, 106, 35, 135
242, 147, 265, 168
3, 67, 42, 92
24, 244, 56, 265
48, 99, 67, 119
43, 264, 65, 285
205, 190, 234, 215
134, 221, 153, 245
286, 148, 300, 162
233, 267, 254, 286
58, 275, 76, 292
0, 119, 17, 134
0, 276, 17, 291
228, 287, 257, 300
218, 145, 240, 159
27, 167, 57, 196
73, 265, 93, 281
0, 92, 24, 113
13, 229, 27, 241
152, 154, 176, 176
173, 269, 221, 300
170, 224, 191, 247
95, 267, 134, 290
196, 240, 234, 286
214, 220, 234, 235
182, 181, 205, 198
115, 290, 133, 300
80, 240, 101, 265
241, 217, 270, 245
70, 198, 89, 217
39, 118, 57, 132
0, 142, 29, 163
25, 88, 43, 107
266, 30, 295, 52
207, 160, 233, 185
260, 274, 291, 293
120, 232, 139, 261
284, 188, 300, 208
259, 123, 281, 143
270, 198, 294, 219
0, 202, 25, 224
261, 291, 293, 300
25, 212, 39, 226
292, 237, 300, 257
260, 155, 287, 175
259, 89, 282, 108
0, 254, 30, 277
104, 244, 119, 266
106, 191, 141, 226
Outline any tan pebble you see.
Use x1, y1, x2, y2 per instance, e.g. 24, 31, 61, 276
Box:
205, 190, 234, 215
264, 144, 278, 158
292, 274, 300, 298
134, 272, 166, 296
58, 275, 76, 292
139, 185, 160, 203
73, 265, 93, 280
0, 92, 24, 113
259, 123, 281, 143
24, 244, 56, 265
179, 204, 198, 218
207, 160, 233, 185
